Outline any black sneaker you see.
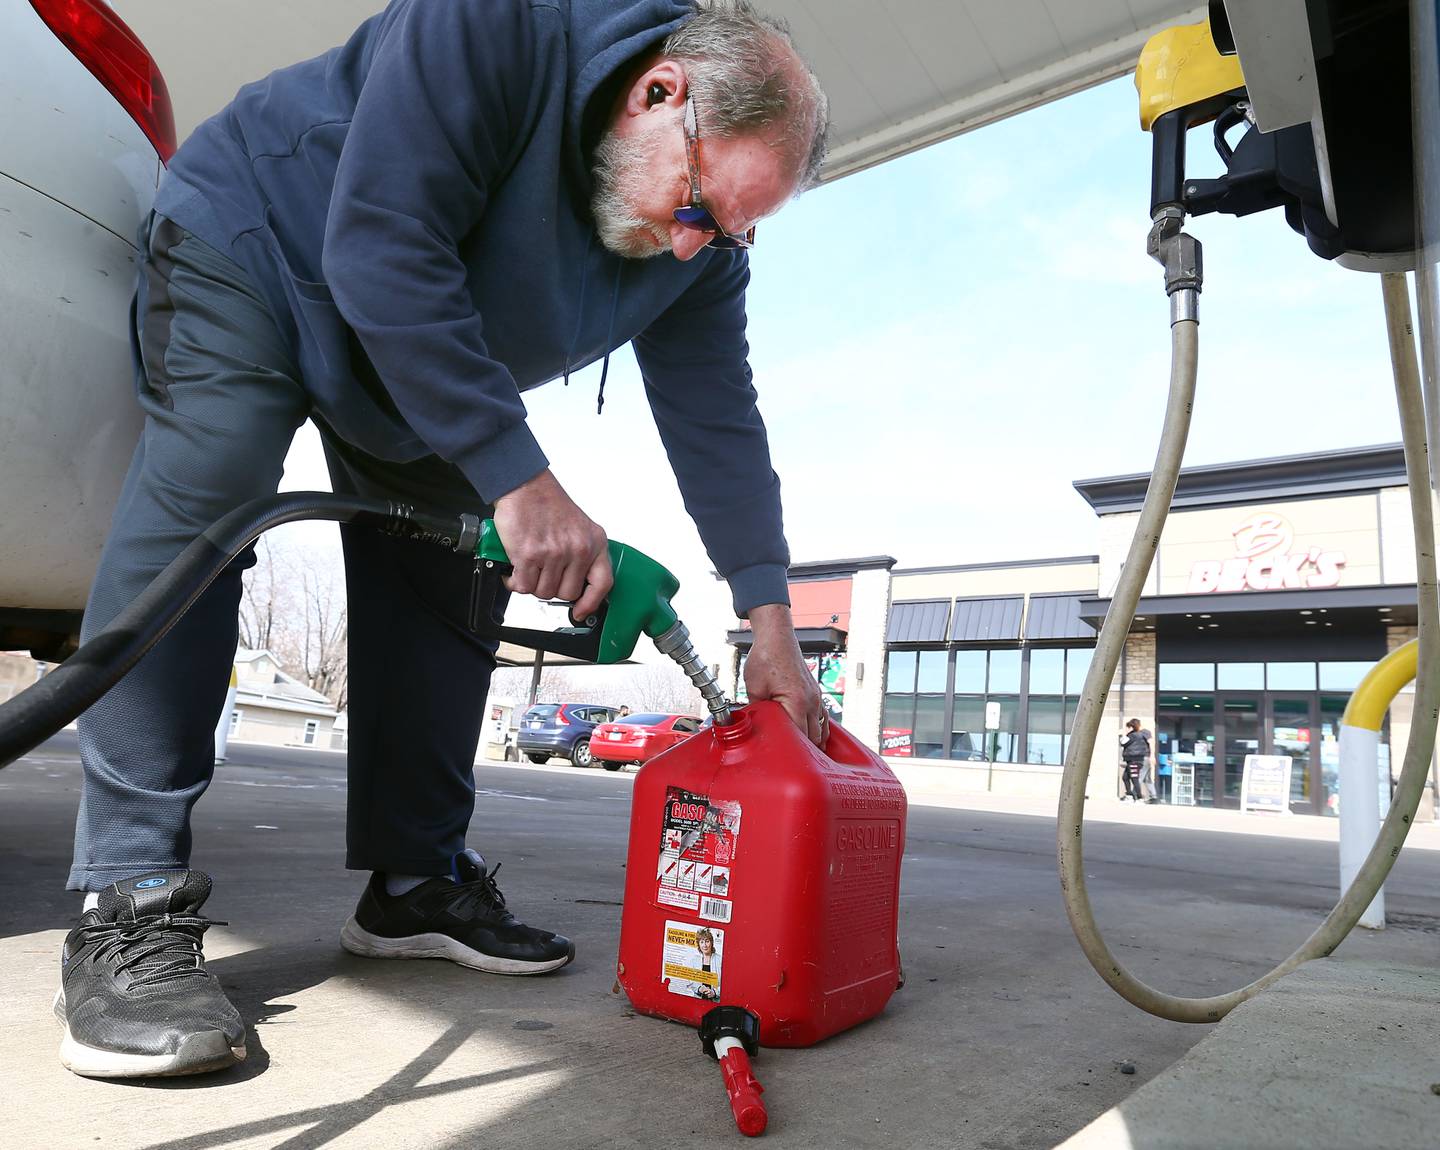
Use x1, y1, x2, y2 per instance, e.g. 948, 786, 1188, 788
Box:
56, 870, 246, 1078
340, 849, 575, 975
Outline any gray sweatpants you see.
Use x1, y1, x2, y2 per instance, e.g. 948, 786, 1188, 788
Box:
68, 214, 505, 890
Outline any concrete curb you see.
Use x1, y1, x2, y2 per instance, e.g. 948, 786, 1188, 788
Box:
1054, 959, 1440, 1150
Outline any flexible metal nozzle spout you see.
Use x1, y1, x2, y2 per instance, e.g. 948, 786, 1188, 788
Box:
653, 622, 733, 726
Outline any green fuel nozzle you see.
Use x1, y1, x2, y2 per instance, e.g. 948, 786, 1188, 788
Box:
471, 520, 733, 724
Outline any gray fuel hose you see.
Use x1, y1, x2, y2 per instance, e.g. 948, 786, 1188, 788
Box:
1056, 271, 1439, 1023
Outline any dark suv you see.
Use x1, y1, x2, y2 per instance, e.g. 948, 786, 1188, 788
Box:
516, 703, 620, 767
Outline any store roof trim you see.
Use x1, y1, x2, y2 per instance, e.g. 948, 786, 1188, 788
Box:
886, 600, 952, 644
1072, 443, 1407, 515
1025, 595, 1098, 640
950, 597, 1023, 643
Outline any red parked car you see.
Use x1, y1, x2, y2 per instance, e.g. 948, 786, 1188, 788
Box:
590, 713, 704, 771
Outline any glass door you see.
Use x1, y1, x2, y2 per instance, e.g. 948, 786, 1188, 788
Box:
1157, 694, 1216, 806
1269, 695, 1318, 813
1319, 694, 1346, 817
1218, 695, 1261, 807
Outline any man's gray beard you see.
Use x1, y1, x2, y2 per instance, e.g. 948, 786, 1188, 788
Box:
590, 128, 672, 259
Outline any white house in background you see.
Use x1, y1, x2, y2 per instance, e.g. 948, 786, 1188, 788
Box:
227, 648, 338, 750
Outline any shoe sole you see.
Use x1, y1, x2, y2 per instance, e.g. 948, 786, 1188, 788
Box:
53, 990, 245, 1079
339, 917, 575, 975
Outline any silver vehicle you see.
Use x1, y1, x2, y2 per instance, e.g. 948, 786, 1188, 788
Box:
0, 0, 172, 657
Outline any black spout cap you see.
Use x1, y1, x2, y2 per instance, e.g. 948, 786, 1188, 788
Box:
699, 1006, 760, 1060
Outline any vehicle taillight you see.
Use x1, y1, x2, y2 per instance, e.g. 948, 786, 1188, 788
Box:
30, 0, 177, 163
556, 707, 571, 726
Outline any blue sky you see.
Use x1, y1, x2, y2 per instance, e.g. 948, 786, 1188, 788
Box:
284, 75, 1404, 657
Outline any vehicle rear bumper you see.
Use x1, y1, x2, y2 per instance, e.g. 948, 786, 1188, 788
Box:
516, 731, 576, 754
591, 743, 643, 761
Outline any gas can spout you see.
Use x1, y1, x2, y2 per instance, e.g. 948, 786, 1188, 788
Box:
700, 1006, 767, 1136
716, 1041, 767, 1136
653, 621, 734, 726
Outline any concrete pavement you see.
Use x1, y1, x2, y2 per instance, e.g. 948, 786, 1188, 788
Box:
3, 735, 1439, 1149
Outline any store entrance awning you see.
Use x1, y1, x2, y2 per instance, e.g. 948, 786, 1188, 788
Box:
728, 626, 846, 653
1078, 584, 1419, 633
1082, 584, 1416, 656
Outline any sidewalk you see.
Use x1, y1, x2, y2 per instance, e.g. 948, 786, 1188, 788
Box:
502, 754, 1440, 851
886, 761, 1440, 852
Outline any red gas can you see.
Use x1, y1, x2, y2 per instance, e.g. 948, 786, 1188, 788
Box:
617, 701, 907, 1046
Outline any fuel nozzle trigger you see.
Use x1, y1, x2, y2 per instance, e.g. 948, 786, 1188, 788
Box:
467, 519, 679, 665
469, 520, 735, 723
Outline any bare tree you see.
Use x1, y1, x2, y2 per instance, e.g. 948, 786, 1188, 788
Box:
620, 663, 704, 715
488, 666, 580, 704
293, 564, 349, 712
238, 537, 349, 710
238, 537, 287, 654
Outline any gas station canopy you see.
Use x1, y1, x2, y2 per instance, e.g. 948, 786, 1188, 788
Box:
117, 1, 1205, 179
765, 0, 1204, 180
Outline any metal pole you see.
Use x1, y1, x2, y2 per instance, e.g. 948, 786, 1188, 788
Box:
528, 649, 543, 706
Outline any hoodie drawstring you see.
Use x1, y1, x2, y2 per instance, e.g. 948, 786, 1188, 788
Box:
562, 232, 622, 415
562, 232, 596, 389
596, 261, 623, 416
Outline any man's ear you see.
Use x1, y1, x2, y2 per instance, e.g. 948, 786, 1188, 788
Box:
623, 59, 687, 117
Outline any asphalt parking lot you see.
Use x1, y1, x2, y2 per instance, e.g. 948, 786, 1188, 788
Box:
3, 734, 1439, 1149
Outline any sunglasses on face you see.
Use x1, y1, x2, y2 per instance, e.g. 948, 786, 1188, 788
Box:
672, 98, 756, 249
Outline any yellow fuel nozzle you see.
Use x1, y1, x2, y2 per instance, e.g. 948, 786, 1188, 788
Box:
1136, 20, 1245, 132
1136, 20, 1247, 218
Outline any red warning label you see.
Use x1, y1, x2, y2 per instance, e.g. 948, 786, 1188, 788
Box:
655, 786, 740, 922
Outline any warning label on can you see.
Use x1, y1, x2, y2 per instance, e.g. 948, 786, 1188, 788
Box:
655, 787, 740, 923
662, 919, 724, 1001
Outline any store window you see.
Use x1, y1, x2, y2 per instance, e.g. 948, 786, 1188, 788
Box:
1159, 663, 1216, 691
1217, 662, 1264, 690
1267, 662, 1317, 691
1025, 647, 1093, 766
881, 650, 921, 756
950, 649, 1020, 763
883, 645, 1097, 765
914, 650, 948, 758
1319, 662, 1371, 691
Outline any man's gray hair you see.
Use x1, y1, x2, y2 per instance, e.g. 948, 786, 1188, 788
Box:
662, 1, 829, 189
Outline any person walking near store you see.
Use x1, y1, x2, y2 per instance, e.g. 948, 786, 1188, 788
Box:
1120, 719, 1154, 803
56, 0, 829, 1081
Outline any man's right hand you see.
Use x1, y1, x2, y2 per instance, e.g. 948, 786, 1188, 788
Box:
492, 469, 612, 620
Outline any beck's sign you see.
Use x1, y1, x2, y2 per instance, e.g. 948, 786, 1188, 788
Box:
1187, 513, 1345, 594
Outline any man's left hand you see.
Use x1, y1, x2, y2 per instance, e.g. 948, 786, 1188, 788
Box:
743, 604, 826, 746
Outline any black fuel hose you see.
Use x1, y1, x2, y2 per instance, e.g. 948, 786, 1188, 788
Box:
0, 493, 479, 769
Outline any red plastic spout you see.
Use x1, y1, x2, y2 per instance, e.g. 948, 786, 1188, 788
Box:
716, 1043, 767, 1136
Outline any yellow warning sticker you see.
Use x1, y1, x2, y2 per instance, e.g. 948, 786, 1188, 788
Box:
662, 918, 724, 1001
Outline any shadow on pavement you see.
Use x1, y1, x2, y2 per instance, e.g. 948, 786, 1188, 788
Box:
135, 1019, 560, 1150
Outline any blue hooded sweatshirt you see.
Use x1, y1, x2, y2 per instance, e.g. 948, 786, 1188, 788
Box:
152, 0, 788, 615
